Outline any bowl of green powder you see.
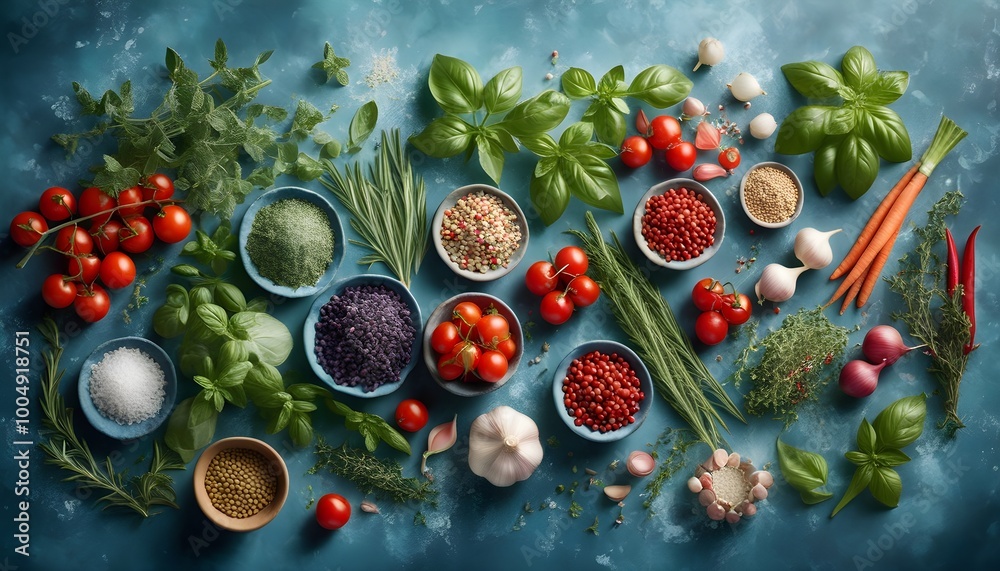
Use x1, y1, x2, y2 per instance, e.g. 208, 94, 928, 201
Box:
239, 186, 344, 298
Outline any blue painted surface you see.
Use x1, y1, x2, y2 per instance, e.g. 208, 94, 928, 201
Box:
1, 1, 999, 569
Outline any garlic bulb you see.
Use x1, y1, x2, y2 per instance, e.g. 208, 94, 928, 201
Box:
693, 38, 725, 71
749, 113, 777, 139
794, 227, 842, 269
468, 406, 543, 487
728, 72, 766, 102
754, 263, 809, 303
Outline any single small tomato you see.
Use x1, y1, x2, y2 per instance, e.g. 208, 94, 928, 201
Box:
620, 135, 652, 168
116, 186, 145, 218
90, 219, 123, 256
99, 251, 137, 290
540, 291, 574, 325
394, 399, 429, 432
566, 275, 600, 307
74, 283, 111, 323
141, 173, 175, 201
720, 292, 752, 325
476, 350, 508, 383
54, 226, 94, 256
718, 147, 741, 171
437, 352, 466, 381
554, 246, 589, 279
119, 216, 154, 254
475, 313, 510, 348
691, 278, 725, 312
67, 254, 101, 284
78, 187, 115, 226
38, 187, 77, 222
647, 115, 683, 149
430, 321, 461, 354
524, 260, 559, 296
694, 310, 729, 346
41, 274, 77, 309
152, 204, 192, 243
665, 141, 697, 172
315, 493, 351, 530
451, 302, 483, 336
496, 337, 517, 360
9, 211, 48, 247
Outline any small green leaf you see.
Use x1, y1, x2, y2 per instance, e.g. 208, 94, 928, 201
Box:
326, 399, 354, 417
781, 61, 845, 98
776, 438, 831, 493
865, 71, 909, 106
409, 114, 475, 158
587, 102, 626, 147
831, 463, 874, 518
196, 304, 231, 337
835, 133, 880, 199
845, 450, 871, 466
286, 383, 330, 401
171, 264, 202, 278
814, 137, 840, 196
348, 100, 378, 152
842, 46, 878, 90
558, 121, 594, 149
857, 418, 877, 454
626, 64, 693, 108
530, 165, 571, 226
214, 282, 246, 313
874, 448, 911, 467
498, 90, 571, 138
609, 97, 629, 115
869, 467, 902, 507
518, 134, 559, 157
476, 133, 506, 184
268, 402, 293, 433
164, 397, 217, 463
216, 361, 252, 388
774, 106, 835, 155
597, 65, 626, 95
483, 66, 522, 114
219, 339, 249, 367
561, 67, 597, 99
290, 400, 318, 413
295, 153, 325, 181
288, 413, 314, 447
313, 42, 351, 85
289, 99, 325, 139
428, 54, 483, 114
152, 284, 189, 338
856, 106, 912, 162
872, 393, 927, 450
376, 422, 413, 455
562, 155, 622, 213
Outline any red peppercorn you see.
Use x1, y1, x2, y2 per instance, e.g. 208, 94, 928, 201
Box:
641, 188, 716, 262
561, 350, 644, 433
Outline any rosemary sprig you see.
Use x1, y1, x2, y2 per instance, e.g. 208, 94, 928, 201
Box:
321, 129, 428, 288
37, 318, 184, 517
310, 439, 436, 504
568, 212, 744, 448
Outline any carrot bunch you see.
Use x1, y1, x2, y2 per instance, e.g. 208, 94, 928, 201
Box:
826, 116, 967, 312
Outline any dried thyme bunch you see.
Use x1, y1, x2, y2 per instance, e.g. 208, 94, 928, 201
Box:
310, 439, 436, 504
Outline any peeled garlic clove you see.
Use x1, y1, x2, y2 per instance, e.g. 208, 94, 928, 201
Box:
706, 503, 726, 521
693, 163, 729, 182
794, 227, 843, 270
682, 96, 707, 118
360, 500, 381, 514
726, 452, 741, 467
751, 483, 769, 500
687, 476, 703, 493
725, 510, 742, 524
755, 263, 809, 303
699, 472, 714, 491
712, 449, 729, 469
698, 488, 717, 507
627, 450, 656, 477
694, 37, 725, 71
728, 72, 766, 102
742, 501, 757, 517
604, 484, 632, 502
750, 470, 774, 488
749, 112, 777, 139
695, 121, 722, 150
635, 108, 651, 135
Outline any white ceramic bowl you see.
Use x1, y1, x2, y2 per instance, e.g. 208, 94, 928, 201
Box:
739, 161, 805, 229
632, 178, 726, 270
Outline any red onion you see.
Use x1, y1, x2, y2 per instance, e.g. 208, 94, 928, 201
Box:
839, 359, 888, 398
862, 325, 923, 366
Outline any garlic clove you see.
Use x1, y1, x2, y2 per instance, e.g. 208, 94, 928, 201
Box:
693, 163, 729, 182
360, 500, 381, 514
750, 470, 774, 488
698, 488, 717, 506
635, 108, 651, 135
726, 452, 741, 467
725, 510, 742, 524
706, 502, 726, 521
682, 96, 708, 119
751, 483, 769, 501
742, 501, 758, 517
687, 476, 703, 493
699, 472, 714, 491
749, 112, 778, 139
421, 415, 458, 474
694, 38, 725, 71
712, 448, 729, 469
794, 227, 842, 270
604, 484, 632, 502
728, 72, 766, 102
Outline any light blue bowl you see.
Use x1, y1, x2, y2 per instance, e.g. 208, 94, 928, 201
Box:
78, 337, 177, 441
551, 340, 654, 443
238, 186, 345, 298
304, 274, 422, 398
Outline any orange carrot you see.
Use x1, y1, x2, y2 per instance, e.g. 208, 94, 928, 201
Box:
829, 163, 919, 280
826, 269, 861, 309
856, 229, 901, 307
839, 265, 869, 314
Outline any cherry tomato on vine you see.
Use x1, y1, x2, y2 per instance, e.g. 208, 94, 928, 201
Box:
141, 173, 175, 201
496, 337, 517, 361
540, 291, 574, 325
524, 260, 559, 296
78, 187, 115, 226
691, 278, 725, 312
718, 147, 741, 171
476, 350, 508, 383
430, 321, 461, 354
440, 341, 481, 380
665, 141, 697, 172
99, 251, 137, 290
119, 216, 154, 254
720, 293, 752, 326
437, 352, 466, 381
38, 187, 77, 222
41, 274, 77, 309
67, 254, 101, 284
566, 275, 601, 307
315, 493, 351, 530
116, 186, 145, 218
90, 219, 123, 256
9, 211, 48, 247
647, 115, 683, 149
74, 283, 111, 323
554, 246, 588, 280
55, 226, 93, 256
694, 310, 729, 345
394, 399, 429, 432
152, 204, 192, 243
475, 313, 510, 348
620, 135, 652, 168
451, 302, 482, 336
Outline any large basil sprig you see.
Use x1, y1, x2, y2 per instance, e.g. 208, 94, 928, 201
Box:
776, 46, 912, 199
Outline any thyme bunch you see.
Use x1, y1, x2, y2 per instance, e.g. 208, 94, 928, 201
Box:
310, 439, 436, 504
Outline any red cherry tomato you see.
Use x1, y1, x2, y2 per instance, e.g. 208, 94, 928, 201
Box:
39, 187, 77, 222
394, 399, 429, 432
718, 147, 741, 171
54, 226, 93, 256
524, 260, 559, 296
694, 310, 729, 345
152, 204, 192, 244
74, 284, 111, 323
91, 219, 123, 256
691, 278, 725, 311
9, 211, 48, 247
665, 141, 697, 172
620, 135, 652, 168
78, 187, 115, 226
496, 337, 517, 360
540, 291, 574, 325
554, 246, 588, 279
315, 493, 351, 530
647, 115, 683, 149
68, 254, 101, 284
475, 313, 510, 348
476, 350, 508, 383
141, 173, 175, 201
451, 302, 482, 336
116, 186, 145, 218
437, 352, 466, 381
430, 321, 461, 354
438, 341, 481, 380
41, 274, 77, 309
720, 292, 752, 325
119, 216, 154, 254
99, 251, 137, 290
566, 275, 601, 307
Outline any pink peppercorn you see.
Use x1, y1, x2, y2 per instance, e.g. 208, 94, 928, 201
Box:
640, 187, 716, 262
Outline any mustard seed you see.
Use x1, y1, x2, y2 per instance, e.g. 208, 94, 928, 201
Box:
204, 447, 277, 519
744, 166, 799, 224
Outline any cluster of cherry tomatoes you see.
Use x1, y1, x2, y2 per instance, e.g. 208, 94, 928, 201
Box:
8, 174, 191, 323
430, 302, 516, 383
619, 114, 740, 173
691, 277, 752, 346
523, 246, 601, 325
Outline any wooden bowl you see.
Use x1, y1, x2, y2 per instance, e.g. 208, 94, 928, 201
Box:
193, 437, 289, 532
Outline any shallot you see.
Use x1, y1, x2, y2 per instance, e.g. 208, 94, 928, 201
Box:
839, 359, 888, 398
695, 121, 721, 150
862, 325, 923, 366
728, 72, 766, 102
749, 113, 777, 139
693, 38, 725, 71
754, 263, 809, 303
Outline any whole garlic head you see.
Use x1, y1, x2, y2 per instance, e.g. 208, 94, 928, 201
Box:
468, 406, 543, 487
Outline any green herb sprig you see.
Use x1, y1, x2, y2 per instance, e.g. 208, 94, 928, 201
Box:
776, 438, 833, 504
310, 440, 435, 504
37, 318, 184, 517
313, 41, 351, 85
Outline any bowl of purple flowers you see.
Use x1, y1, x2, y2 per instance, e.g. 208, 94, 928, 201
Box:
304, 274, 422, 398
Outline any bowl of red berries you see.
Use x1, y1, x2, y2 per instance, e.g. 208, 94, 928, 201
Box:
551, 340, 653, 442
632, 178, 725, 270
423, 293, 523, 397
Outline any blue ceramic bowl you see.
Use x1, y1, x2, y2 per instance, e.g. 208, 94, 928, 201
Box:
422, 292, 523, 397
238, 186, 345, 298
551, 340, 654, 443
78, 337, 177, 440
304, 274, 422, 398
632, 178, 726, 270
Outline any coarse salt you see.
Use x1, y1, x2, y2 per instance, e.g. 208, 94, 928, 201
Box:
89, 346, 166, 425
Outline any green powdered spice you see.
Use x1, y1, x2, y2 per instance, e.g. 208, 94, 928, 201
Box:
247, 198, 333, 288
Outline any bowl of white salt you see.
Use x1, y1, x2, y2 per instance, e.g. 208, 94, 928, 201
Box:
78, 337, 177, 440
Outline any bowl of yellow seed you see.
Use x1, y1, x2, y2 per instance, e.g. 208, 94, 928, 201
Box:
739, 162, 804, 229
193, 437, 289, 532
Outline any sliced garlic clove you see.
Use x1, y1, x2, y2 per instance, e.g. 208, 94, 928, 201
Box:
604, 484, 632, 502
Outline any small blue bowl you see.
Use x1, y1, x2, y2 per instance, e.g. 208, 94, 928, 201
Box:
304, 274, 422, 398
551, 340, 654, 443
238, 186, 345, 298
78, 337, 177, 440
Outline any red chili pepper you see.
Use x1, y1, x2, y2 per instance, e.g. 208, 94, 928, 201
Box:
944, 227, 959, 297
961, 225, 980, 354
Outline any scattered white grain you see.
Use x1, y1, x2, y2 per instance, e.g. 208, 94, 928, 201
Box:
89, 347, 165, 425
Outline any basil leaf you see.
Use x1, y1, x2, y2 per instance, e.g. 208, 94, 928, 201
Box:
295, 152, 325, 181
476, 133, 506, 184
228, 312, 293, 366
534, 156, 558, 178
491, 126, 519, 153
563, 155, 623, 214
814, 137, 840, 196
857, 418, 877, 454
196, 303, 231, 337
781, 61, 845, 98
428, 54, 483, 114
153, 284, 189, 338
291, 400, 318, 413
559, 121, 595, 148
597, 65, 626, 95
835, 133, 880, 199
362, 428, 379, 453
188, 285, 214, 310
244, 360, 285, 403
171, 264, 202, 278
609, 97, 629, 115
776, 438, 831, 493
561, 67, 596, 99
348, 100, 378, 152
845, 450, 871, 466
268, 401, 293, 433
409, 114, 475, 158
219, 339, 249, 367
872, 393, 927, 450
800, 489, 834, 505
216, 361, 252, 388
831, 462, 874, 518
530, 165, 571, 226
286, 383, 330, 401
288, 412, 314, 447
165, 397, 218, 463
214, 282, 246, 313
626, 64, 693, 108
857, 106, 912, 162
869, 467, 902, 507
377, 422, 412, 455
326, 399, 354, 417
842, 46, 878, 90
875, 448, 911, 467
519, 134, 559, 157
865, 71, 909, 106
225, 384, 247, 408
825, 107, 856, 136
774, 106, 835, 154
498, 89, 570, 138
587, 102, 626, 147
483, 66, 522, 114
